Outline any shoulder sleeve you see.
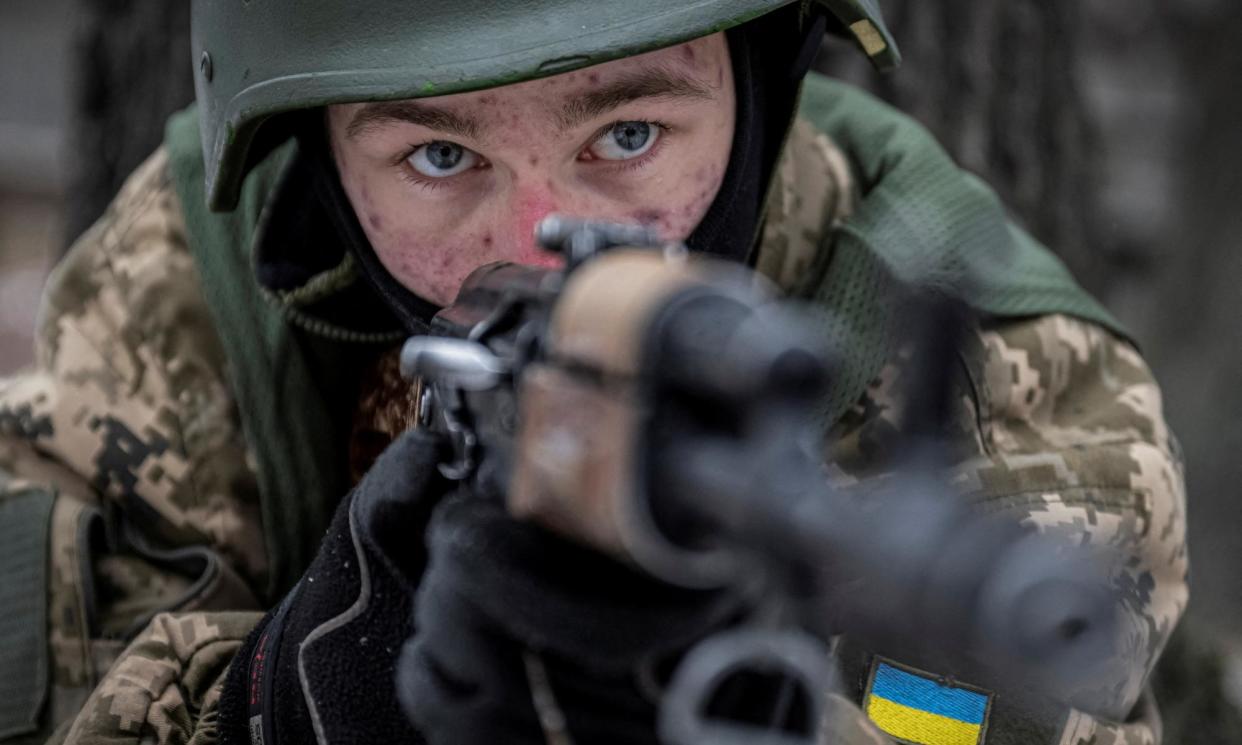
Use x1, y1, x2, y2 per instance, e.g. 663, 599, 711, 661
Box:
826, 313, 1186, 744
59, 612, 262, 745
0, 148, 268, 742
960, 313, 1187, 737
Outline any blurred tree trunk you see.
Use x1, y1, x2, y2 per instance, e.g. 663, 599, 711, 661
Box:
816, 0, 1110, 296
1144, 0, 1242, 638
64, 0, 193, 244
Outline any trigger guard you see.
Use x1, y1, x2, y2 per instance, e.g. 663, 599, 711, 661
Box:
658, 628, 838, 745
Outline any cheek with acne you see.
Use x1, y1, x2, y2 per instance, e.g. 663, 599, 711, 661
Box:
631, 164, 725, 241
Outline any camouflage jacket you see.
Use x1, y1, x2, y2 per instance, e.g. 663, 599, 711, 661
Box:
0, 78, 1186, 745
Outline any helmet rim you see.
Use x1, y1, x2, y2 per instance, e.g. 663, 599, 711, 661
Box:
192, 0, 899, 210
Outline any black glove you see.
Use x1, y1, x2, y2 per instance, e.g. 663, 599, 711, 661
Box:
217, 429, 449, 745
216, 425, 744, 745
395, 483, 747, 745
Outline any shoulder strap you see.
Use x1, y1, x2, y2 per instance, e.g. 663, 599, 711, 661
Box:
0, 481, 55, 739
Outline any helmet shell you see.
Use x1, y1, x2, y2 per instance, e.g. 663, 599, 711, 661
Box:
191, 0, 898, 210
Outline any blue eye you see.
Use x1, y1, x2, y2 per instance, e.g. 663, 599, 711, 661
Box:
590, 121, 660, 161
407, 141, 479, 177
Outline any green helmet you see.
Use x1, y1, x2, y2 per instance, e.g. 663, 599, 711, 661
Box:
191, 0, 899, 211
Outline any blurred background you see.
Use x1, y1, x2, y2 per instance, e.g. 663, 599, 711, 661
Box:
0, 0, 1238, 738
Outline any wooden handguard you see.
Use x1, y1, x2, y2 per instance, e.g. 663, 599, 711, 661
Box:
507, 250, 702, 565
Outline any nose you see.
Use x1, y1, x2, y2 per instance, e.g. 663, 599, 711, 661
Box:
506, 184, 565, 268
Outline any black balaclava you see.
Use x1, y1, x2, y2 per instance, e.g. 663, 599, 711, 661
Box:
263, 4, 828, 335
687, 5, 828, 260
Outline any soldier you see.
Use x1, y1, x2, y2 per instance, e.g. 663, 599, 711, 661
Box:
0, 1, 1186, 744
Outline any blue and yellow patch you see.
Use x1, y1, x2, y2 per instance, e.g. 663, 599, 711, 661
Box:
863, 659, 992, 745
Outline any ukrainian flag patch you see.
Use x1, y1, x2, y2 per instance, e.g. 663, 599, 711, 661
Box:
863, 658, 992, 745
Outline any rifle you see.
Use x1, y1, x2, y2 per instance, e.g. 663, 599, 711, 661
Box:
399, 216, 1118, 744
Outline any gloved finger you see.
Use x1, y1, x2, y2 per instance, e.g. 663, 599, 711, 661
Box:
354, 427, 452, 583
418, 493, 746, 672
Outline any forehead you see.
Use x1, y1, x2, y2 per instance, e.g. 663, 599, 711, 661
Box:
335, 34, 729, 137
439, 34, 725, 103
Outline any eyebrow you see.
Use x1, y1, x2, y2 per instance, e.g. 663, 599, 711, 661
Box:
346, 100, 482, 141
556, 66, 715, 132
345, 65, 715, 142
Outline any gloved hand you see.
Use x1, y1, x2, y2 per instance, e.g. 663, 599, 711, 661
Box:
215, 424, 744, 745
216, 428, 450, 745
395, 478, 747, 744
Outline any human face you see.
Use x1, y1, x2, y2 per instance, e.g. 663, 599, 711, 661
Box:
327, 34, 736, 306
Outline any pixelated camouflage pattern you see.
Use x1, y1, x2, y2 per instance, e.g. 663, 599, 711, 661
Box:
963, 316, 1187, 724
826, 313, 1188, 742
59, 612, 261, 745
1057, 695, 1159, 745
0, 148, 268, 740
755, 118, 857, 295
19, 148, 267, 585
0, 443, 125, 739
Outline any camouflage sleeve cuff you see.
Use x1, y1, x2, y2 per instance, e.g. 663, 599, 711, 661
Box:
60, 612, 262, 745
